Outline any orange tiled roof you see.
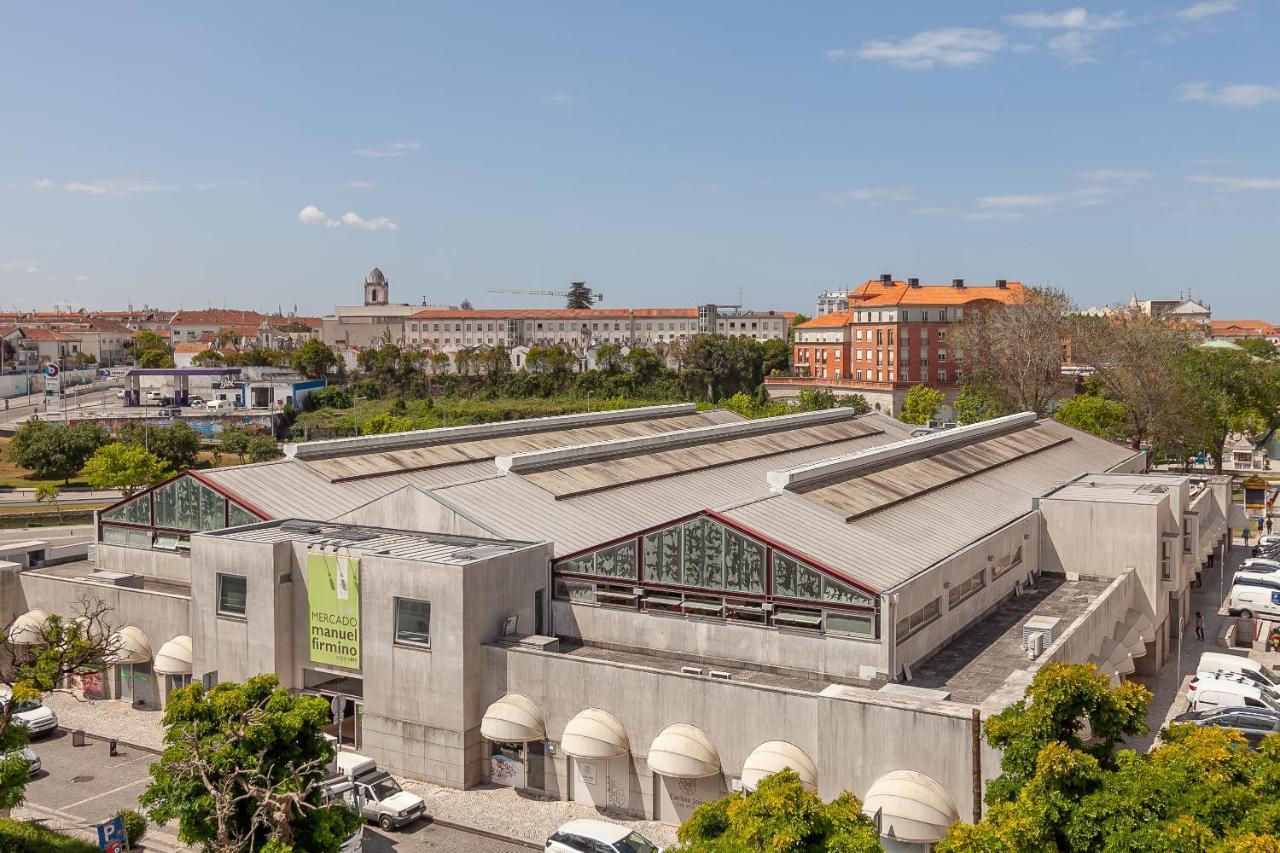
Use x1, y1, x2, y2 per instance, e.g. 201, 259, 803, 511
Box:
1210, 319, 1278, 337
847, 279, 1028, 307
411, 307, 702, 320
797, 311, 855, 328
17, 326, 80, 341
174, 342, 211, 353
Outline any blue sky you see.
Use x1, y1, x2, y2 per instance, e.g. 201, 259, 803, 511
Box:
1, 2, 1277, 318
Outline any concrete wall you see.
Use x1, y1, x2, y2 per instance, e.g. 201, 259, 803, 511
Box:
190, 535, 288, 682
335, 488, 498, 538
95, 543, 192, 582
893, 514, 1040, 674
492, 643, 987, 825
555, 600, 883, 681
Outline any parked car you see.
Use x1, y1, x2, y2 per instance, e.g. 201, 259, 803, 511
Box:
206, 399, 234, 413
115, 389, 126, 399
146, 390, 163, 401
1260, 535, 1280, 548
188, 395, 206, 407
1173, 706, 1280, 747
1, 746, 41, 774
329, 752, 426, 831
0, 688, 58, 738
547, 820, 663, 853
1198, 652, 1280, 689
1230, 571, 1280, 592
158, 405, 182, 417
1240, 558, 1280, 573
1187, 673, 1280, 712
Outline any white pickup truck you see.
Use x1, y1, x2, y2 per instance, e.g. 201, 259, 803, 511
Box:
329, 752, 427, 831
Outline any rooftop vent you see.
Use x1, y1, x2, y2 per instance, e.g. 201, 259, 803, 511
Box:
952, 278, 965, 288
280, 521, 322, 534
1022, 615, 1062, 648
908, 277, 920, 287
880, 273, 893, 285
996, 279, 1008, 289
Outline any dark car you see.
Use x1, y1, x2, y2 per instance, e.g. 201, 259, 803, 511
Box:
1173, 706, 1280, 747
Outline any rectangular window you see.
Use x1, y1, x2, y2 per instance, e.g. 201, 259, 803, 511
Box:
948, 569, 986, 608
938, 350, 947, 361
991, 545, 1024, 580
895, 596, 942, 643
1161, 540, 1172, 580
217, 574, 247, 617
1183, 517, 1192, 554
394, 598, 431, 646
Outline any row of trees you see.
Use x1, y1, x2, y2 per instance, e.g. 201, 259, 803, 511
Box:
950, 290, 1280, 471
673, 663, 1280, 851
192, 338, 339, 379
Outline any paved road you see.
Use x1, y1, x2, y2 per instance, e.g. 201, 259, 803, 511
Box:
21, 730, 533, 852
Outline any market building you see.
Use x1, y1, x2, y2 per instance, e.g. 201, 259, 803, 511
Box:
1, 404, 1233, 846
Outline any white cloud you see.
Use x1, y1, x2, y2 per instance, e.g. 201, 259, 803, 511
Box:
298, 205, 339, 227
1173, 0, 1236, 22
974, 186, 1111, 211
192, 179, 252, 191
1075, 168, 1156, 183
1047, 31, 1100, 63
353, 140, 421, 158
62, 180, 176, 195
1179, 82, 1280, 107
33, 179, 52, 189
1005, 7, 1130, 30
24, 264, 40, 274
852, 28, 1006, 70
299, 205, 398, 231
342, 181, 376, 189
826, 187, 915, 205
75, 274, 89, 283
548, 93, 573, 104
1187, 175, 1280, 191
340, 211, 399, 232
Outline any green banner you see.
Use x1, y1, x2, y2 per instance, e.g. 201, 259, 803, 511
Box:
306, 552, 361, 669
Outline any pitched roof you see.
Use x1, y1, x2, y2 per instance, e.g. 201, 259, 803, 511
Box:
797, 312, 854, 328
847, 279, 1028, 307
17, 327, 80, 341
1210, 320, 1278, 337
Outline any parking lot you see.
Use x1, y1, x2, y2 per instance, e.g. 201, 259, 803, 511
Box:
19, 730, 533, 852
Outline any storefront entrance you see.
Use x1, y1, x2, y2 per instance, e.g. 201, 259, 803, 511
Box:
571, 755, 630, 811
303, 669, 364, 749
655, 774, 721, 825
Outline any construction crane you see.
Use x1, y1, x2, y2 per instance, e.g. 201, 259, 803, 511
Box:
487, 282, 604, 305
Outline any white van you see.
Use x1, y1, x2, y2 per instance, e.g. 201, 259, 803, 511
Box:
1241, 558, 1280, 573
1227, 583, 1280, 620
206, 399, 235, 413
1188, 674, 1280, 712
1198, 651, 1280, 690
1231, 571, 1280, 592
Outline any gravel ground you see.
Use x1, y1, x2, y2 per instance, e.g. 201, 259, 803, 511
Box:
39, 694, 680, 849
44, 691, 167, 750
399, 777, 680, 849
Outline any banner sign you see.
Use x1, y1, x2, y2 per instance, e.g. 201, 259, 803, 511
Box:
306, 552, 361, 669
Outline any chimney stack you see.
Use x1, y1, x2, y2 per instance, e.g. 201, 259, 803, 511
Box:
908, 277, 920, 288
880, 273, 893, 286
995, 279, 1007, 289
952, 278, 965, 288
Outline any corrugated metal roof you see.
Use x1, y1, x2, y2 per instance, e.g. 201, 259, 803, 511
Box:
521, 418, 882, 499
796, 421, 1071, 520
304, 410, 739, 482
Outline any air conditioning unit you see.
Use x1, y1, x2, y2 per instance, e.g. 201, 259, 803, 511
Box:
1026, 631, 1045, 660
1023, 615, 1061, 648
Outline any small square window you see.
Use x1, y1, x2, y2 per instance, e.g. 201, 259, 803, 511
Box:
217, 574, 247, 617
395, 598, 431, 646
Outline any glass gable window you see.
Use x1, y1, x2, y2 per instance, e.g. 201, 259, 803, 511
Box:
228, 503, 260, 528
394, 598, 431, 646
102, 495, 151, 526
217, 574, 247, 617
154, 477, 227, 531
555, 514, 878, 641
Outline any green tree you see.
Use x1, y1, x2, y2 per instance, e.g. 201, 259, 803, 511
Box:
1054, 394, 1130, 442
624, 346, 665, 384
244, 434, 281, 463
899, 384, 944, 425
836, 393, 871, 414
1236, 338, 1279, 361
525, 345, 577, 376
83, 442, 170, 497
5, 418, 108, 482
138, 348, 174, 368
595, 343, 624, 374
191, 350, 225, 367
34, 483, 62, 521
360, 412, 414, 436
218, 426, 252, 463
564, 281, 596, 309
673, 769, 881, 852
290, 339, 337, 379
121, 422, 201, 471
0, 599, 119, 810
952, 372, 1014, 425
1177, 347, 1280, 473
760, 337, 791, 377
141, 675, 363, 853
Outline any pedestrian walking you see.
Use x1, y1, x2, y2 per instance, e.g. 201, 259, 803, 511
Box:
1195, 611, 1205, 641
1267, 517, 1274, 536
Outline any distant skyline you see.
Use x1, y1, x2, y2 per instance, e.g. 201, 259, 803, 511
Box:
1, 2, 1277, 318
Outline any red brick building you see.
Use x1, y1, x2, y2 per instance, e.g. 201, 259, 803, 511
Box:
774, 276, 1027, 412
